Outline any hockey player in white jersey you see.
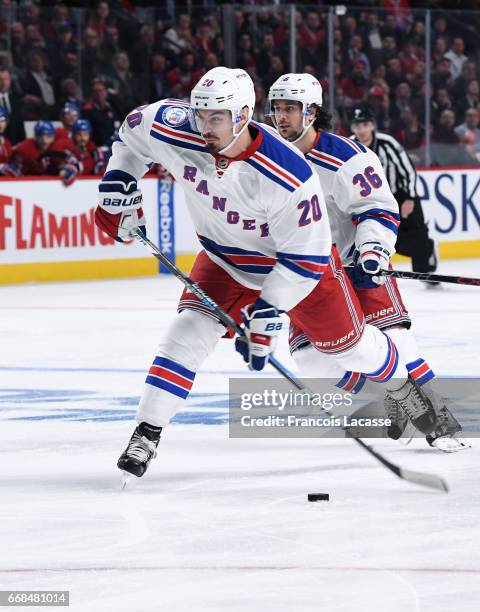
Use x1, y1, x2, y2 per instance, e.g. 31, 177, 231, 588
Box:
267, 73, 467, 452
95, 67, 443, 478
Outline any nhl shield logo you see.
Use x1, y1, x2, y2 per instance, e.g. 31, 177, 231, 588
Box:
217, 158, 229, 169
163, 106, 188, 127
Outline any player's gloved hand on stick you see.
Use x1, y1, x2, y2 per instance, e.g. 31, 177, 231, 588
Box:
349, 241, 391, 289
59, 162, 79, 187
235, 298, 284, 371
95, 182, 146, 243
0, 163, 20, 177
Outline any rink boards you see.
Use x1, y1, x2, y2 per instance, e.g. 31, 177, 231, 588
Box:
0, 167, 479, 284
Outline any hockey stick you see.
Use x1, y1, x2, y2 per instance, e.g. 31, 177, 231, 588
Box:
345, 266, 480, 286
134, 229, 448, 493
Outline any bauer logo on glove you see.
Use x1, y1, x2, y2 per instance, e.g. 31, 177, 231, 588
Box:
102, 194, 143, 208
234, 298, 284, 371
349, 241, 391, 289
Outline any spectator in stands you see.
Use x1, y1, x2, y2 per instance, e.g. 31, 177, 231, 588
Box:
57, 78, 83, 110
81, 28, 107, 89
12, 119, 79, 186
86, 1, 111, 42
54, 23, 77, 66
432, 16, 450, 47
455, 60, 477, 94
101, 25, 123, 68
107, 52, 147, 114
10, 22, 27, 71
432, 37, 448, 64
391, 82, 414, 116
164, 13, 194, 56
454, 108, 480, 153
395, 106, 425, 163
263, 56, 285, 90
385, 57, 404, 90
455, 79, 480, 118
399, 41, 419, 75
193, 20, 215, 65
340, 59, 369, 105
0, 69, 25, 144
381, 35, 398, 64
70, 118, 109, 176
82, 79, 121, 147
129, 25, 156, 76
410, 20, 425, 47
149, 53, 168, 102
0, 108, 18, 176
22, 50, 56, 117
56, 103, 80, 140
237, 33, 257, 73
24, 24, 47, 56
204, 52, 220, 71
444, 37, 468, 80
166, 52, 203, 100
432, 88, 454, 124
255, 34, 278, 81
342, 15, 357, 40
360, 12, 383, 59
431, 109, 461, 165
346, 34, 370, 76
366, 85, 391, 131
298, 10, 326, 52
432, 57, 455, 91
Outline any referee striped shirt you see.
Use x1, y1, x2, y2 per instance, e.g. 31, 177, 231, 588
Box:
352, 131, 418, 199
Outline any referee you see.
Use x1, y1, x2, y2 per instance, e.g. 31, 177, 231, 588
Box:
350, 107, 437, 276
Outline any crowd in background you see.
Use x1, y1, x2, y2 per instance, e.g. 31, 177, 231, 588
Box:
0, 0, 480, 183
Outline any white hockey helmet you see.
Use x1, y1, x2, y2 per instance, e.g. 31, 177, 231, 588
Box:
268, 73, 323, 143
191, 67, 255, 153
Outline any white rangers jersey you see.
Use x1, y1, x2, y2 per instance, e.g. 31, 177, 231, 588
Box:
304, 131, 400, 263
101, 99, 332, 312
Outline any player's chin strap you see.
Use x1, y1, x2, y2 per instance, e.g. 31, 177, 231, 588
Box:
289, 112, 316, 144
217, 110, 253, 156
133, 228, 449, 494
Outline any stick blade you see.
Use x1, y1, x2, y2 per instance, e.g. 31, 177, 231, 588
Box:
398, 467, 449, 493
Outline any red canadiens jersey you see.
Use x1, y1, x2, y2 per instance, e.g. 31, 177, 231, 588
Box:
0, 135, 12, 163
71, 140, 98, 175
55, 127, 71, 140
12, 137, 78, 176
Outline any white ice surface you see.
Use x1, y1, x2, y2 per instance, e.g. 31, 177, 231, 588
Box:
1, 260, 480, 611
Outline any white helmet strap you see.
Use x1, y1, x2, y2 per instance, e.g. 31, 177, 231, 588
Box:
217, 107, 251, 155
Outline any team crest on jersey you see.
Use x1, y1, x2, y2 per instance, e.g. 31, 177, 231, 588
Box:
162, 106, 189, 127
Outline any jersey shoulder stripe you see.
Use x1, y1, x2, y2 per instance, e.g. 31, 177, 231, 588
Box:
245, 123, 312, 192
308, 132, 366, 172
150, 100, 207, 153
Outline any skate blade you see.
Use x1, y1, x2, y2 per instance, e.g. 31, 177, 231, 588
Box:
120, 470, 134, 490
398, 421, 416, 445
432, 437, 472, 453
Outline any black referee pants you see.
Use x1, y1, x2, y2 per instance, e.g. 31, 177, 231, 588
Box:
395, 195, 437, 273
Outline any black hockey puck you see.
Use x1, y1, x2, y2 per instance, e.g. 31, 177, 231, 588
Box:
308, 493, 330, 502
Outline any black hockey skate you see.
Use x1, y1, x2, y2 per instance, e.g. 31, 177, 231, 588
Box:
422, 385, 470, 452
384, 394, 409, 440
117, 422, 162, 477
385, 377, 436, 435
